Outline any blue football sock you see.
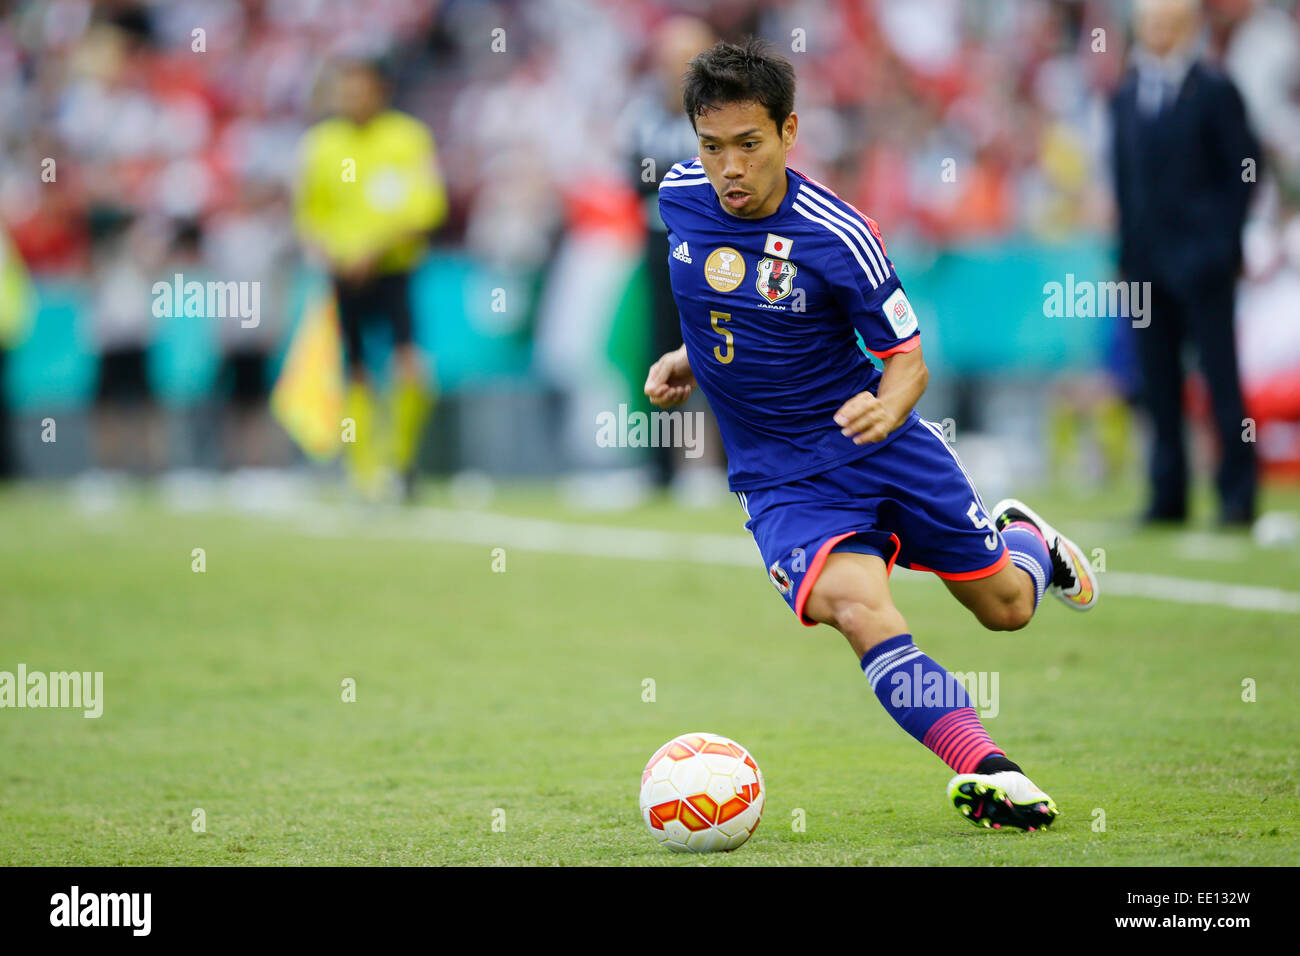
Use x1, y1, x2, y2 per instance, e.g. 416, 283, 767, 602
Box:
860, 634, 1003, 773
1001, 521, 1051, 612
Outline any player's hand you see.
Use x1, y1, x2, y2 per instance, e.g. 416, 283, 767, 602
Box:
833, 390, 898, 445
336, 253, 379, 286
644, 346, 696, 408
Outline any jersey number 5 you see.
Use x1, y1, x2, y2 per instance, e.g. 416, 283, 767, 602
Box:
710, 311, 734, 365
966, 501, 1001, 552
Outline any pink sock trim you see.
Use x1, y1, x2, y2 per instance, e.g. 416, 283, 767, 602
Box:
1004, 519, 1047, 548
923, 707, 1004, 774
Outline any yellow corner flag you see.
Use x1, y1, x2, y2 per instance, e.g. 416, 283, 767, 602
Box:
270, 295, 345, 461
0, 229, 35, 348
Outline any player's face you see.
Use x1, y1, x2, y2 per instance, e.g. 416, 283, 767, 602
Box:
336, 69, 386, 123
1136, 0, 1198, 57
694, 101, 798, 219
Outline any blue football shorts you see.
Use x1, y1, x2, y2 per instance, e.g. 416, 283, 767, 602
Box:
736, 416, 1010, 627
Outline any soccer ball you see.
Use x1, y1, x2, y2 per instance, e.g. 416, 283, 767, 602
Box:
639, 732, 765, 852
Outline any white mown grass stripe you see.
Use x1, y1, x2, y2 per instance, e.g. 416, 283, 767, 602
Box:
297, 506, 1300, 615
1097, 571, 1300, 614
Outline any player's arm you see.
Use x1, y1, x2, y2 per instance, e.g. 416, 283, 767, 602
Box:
338, 124, 449, 284
825, 219, 925, 444
644, 343, 695, 408
373, 122, 449, 252
834, 342, 928, 445
292, 128, 338, 267
407, 124, 449, 234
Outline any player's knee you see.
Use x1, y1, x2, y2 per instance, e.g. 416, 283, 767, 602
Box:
829, 599, 869, 636
980, 594, 1032, 632
825, 596, 905, 647
1003, 604, 1033, 631
393, 348, 422, 379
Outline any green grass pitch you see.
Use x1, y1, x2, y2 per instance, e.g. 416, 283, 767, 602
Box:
1, 479, 1297, 865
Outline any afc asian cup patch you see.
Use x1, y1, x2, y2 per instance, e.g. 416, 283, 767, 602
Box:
704, 247, 745, 292
768, 561, 792, 596
883, 287, 918, 338
756, 257, 797, 304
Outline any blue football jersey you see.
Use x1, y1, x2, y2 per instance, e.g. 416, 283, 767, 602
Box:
658, 159, 922, 491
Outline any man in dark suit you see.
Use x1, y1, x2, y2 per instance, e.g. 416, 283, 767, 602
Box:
1110, 0, 1261, 526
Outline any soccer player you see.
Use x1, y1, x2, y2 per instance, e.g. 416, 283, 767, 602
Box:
644, 40, 1099, 831
295, 58, 447, 499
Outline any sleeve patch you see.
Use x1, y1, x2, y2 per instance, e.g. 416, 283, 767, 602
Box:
883, 288, 918, 339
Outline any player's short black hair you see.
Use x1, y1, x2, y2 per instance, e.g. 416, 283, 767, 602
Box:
682, 38, 796, 133
336, 55, 392, 88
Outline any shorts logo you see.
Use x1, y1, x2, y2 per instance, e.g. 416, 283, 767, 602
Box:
704, 247, 745, 292
756, 257, 797, 303
883, 287, 917, 338
769, 561, 792, 596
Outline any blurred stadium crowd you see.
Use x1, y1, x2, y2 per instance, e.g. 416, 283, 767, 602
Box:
0, 0, 1297, 493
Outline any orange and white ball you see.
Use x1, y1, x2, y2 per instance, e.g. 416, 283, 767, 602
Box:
639, 732, 765, 852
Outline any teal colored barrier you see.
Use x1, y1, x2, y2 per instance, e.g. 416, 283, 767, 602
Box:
409, 254, 532, 389
5, 281, 97, 411
149, 283, 220, 407
272, 255, 532, 390
890, 237, 1117, 377
4, 242, 1116, 413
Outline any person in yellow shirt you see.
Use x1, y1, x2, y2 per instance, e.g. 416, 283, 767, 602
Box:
294, 58, 447, 499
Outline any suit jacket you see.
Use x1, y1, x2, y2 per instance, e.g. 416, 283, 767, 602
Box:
1110, 60, 1260, 293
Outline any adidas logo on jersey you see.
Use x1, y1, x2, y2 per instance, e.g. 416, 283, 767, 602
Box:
672, 242, 692, 264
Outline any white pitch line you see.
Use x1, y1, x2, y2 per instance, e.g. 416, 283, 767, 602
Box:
297, 505, 1300, 616
299, 504, 763, 566
1097, 571, 1300, 614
